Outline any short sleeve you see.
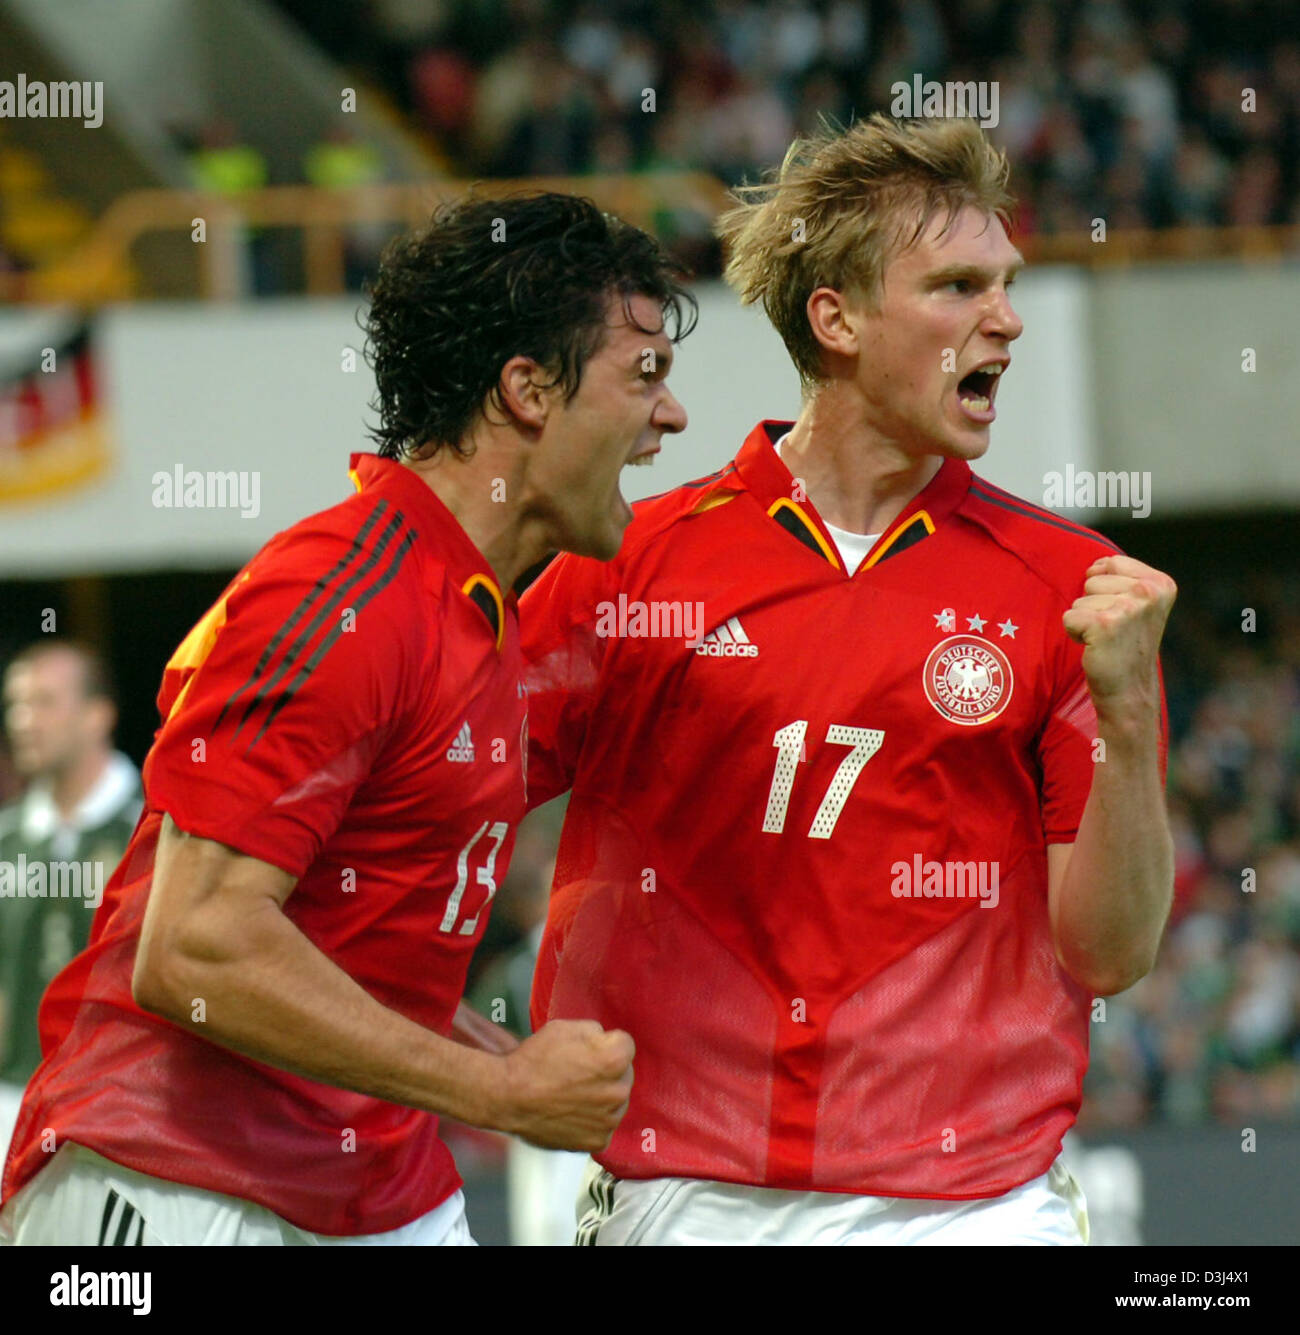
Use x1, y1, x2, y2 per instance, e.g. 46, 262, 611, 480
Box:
146, 529, 417, 876
1039, 633, 1169, 844
519, 551, 620, 809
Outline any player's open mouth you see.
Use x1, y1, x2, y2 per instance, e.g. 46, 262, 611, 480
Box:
617, 446, 659, 519
957, 361, 1005, 421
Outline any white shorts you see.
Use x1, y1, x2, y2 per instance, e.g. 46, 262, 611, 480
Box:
574, 1157, 1089, 1246
0, 1142, 475, 1246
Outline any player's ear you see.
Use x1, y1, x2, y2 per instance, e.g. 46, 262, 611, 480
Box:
495, 355, 551, 432
806, 287, 859, 361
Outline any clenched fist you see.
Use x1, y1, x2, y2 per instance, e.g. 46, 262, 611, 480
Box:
1063, 554, 1176, 711
497, 1019, 635, 1152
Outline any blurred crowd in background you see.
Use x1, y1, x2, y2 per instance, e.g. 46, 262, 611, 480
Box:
19, 0, 1280, 294
6, 2, 1298, 291
273, 0, 1300, 273
1082, 566, 1300, 1130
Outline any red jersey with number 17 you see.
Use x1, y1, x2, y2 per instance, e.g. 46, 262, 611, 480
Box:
522, 420, 1167, 1199
2, 453, 526, 1236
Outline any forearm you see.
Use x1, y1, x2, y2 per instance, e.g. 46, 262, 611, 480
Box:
1051, 704, 1173, 995
134, 899, 507, 1129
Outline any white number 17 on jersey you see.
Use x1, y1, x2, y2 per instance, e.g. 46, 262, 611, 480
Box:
762, 721, 885, 839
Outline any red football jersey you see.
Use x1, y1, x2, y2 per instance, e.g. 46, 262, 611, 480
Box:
2, 454, 526, 1236
522, 420, 1168, 1199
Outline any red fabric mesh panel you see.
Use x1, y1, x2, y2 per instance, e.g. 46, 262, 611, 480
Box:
539, 804, 776, 1183
813, 862, 1089, 1196
538, 817, 1090, 1198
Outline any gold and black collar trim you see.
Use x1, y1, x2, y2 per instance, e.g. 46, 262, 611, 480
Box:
765, 498, 935, 572
462, 572, 505, 651
766, 497, 843, 570
731, 421, 972, 575
861, 509, 936, 570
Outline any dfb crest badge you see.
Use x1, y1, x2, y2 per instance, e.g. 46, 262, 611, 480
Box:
923, 635, 1013, 726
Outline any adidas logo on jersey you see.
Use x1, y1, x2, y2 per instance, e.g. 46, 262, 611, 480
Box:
695, 616, 759, 657
446, 722, 475, 763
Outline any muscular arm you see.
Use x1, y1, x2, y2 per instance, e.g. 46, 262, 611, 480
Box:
1046, 712, 1173, 995
1046, 555, 1176, 996
132, 815, 630, 1149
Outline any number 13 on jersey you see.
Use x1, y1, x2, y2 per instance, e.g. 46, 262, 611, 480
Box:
762, 722, 885, 839
440, 820, 509, 935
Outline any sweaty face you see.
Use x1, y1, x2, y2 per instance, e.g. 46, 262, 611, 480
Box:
851, 205, 1024, 462
534, 291, 688, 560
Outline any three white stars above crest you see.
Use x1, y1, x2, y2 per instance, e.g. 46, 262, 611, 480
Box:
933, 608, 1018, 638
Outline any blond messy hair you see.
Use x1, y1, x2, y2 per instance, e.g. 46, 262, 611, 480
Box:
716, 115, 1014, 386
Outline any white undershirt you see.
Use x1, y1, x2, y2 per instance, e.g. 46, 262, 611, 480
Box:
773, 433, 879, 575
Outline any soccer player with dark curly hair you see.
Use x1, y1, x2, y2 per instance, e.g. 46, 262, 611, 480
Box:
0, 192, 693, 1245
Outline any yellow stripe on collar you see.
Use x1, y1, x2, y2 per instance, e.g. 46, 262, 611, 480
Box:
462, 572, 505, 651
862, 509, 936, 570
767, 496, 842, 570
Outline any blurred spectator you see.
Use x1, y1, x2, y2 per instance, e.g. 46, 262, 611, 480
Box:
188, 119, 268, 197
0, 642, 141, 1159
1225, 146, 1285, 225
469, 36, 557, 173
1114, 37, 1179, 170
187, 120, 276, 295
704, 73, 795, 183
490, 46, 597, 177
410, 47, 478, 154
302, 125, 391, 290
303, 125, 385, 193
1168, 130, 1230, 225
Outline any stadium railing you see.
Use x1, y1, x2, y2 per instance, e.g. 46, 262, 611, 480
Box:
2, 177, 1298, 303
0, 173, 734, 302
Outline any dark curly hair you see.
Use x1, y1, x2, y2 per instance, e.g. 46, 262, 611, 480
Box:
362, 191, 698, 460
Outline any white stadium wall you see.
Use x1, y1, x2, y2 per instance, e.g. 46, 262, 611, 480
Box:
0, 264, 1293, 579
1091, 265, 1300, 512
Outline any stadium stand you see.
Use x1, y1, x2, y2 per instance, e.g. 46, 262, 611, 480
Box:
273, 0, 1300, 243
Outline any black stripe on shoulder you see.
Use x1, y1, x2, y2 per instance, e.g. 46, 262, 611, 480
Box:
968, 482, 1121, 551
215, 500, 391, 732
231, 510, 409, 740
637, 462, 738, 506
251, 527, 418, 746
680, 462, 738, 489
